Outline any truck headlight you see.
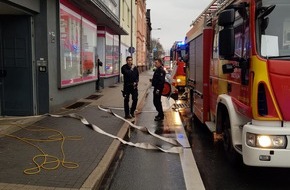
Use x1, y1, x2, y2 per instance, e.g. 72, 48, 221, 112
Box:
246, 133, 287, 149
176, 78, 181, 83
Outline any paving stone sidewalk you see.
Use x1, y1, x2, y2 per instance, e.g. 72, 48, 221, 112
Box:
0, 71, 153, 190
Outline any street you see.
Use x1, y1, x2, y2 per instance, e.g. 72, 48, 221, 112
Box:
100, 87, 203, 190
179, 100, 290, 190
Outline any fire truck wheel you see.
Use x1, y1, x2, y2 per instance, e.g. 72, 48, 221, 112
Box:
223, 115, 240, 165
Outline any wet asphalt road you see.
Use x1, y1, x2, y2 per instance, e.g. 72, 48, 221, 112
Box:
180, 105, 290, 190
106, 88, 186, 190
101, 89, 290, 190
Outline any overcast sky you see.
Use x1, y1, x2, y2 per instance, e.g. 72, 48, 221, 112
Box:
146, 0, 212, 52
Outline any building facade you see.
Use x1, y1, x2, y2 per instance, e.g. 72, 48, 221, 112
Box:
136, 0, 147, 72
146, 9, 152, 69
0, 0, 126, 116
120, 0, 137, 79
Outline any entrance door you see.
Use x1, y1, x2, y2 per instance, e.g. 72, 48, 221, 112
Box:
0, 16, 34, 116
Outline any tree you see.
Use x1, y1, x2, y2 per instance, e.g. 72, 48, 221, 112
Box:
151, 38, 164, 59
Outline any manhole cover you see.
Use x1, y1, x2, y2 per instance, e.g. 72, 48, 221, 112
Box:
65, 102, 90, 109
85, 94, 102, 100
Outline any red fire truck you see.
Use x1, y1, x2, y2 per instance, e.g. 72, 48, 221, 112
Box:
170, 41, 187, 91
163, 55, 172, 71
186, 0, 290, 167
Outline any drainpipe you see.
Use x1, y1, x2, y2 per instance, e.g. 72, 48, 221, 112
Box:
130, 0, 133, 57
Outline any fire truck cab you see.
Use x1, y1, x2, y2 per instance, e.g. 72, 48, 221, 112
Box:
186, 0, 290, 167
170, 41, 187, 91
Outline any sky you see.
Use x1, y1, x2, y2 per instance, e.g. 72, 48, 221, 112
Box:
146, 0, 212, 53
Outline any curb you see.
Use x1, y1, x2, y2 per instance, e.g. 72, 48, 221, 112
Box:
80, 122, 129, 190
81, 81, 152, 189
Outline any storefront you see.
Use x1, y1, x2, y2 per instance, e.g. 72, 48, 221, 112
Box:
0, 0, 126, 116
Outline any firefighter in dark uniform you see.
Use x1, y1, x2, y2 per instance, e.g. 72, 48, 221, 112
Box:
121, 56, 139, 119
152, 58, 166, 121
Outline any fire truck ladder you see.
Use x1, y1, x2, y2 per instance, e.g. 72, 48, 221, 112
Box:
190, 0, 235, 27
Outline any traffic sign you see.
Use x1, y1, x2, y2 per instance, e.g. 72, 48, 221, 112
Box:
128, 46, 135, 54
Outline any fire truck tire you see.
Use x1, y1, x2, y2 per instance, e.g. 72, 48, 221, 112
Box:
223, 114, 241, 165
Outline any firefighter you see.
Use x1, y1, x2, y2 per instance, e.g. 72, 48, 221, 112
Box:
152, 58, 166, 121
121, 56, 139, 119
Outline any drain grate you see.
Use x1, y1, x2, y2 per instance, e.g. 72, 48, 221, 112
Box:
109, 85, 117, 88
173, 103, 189, 109
85, 94, 102, 100
65, 102, 90, 109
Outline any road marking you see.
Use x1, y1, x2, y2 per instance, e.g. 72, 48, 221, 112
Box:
163, 97, 205, 190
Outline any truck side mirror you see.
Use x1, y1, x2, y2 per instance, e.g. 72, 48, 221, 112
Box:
218, 9, 235, 26
219, 27, 235, 59
218, 9, 235, 59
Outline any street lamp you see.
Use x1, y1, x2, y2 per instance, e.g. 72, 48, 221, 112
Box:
151, 27, 161, 51
130, 0, 133, 56
150, 28, 162, 62
153, 38, 160, 59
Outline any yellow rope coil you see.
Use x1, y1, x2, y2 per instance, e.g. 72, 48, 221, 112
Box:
2, 124, 82, 175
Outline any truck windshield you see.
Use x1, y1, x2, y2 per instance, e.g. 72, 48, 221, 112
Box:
179, 49, 186, 60
256, 0, 290, 59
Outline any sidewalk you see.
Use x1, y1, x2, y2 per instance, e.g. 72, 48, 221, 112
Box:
0, 71, 153, 190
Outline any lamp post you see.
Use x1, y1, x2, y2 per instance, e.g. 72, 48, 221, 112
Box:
130, 0, 133, 56
151, 28, 161, 59
153, 38, 160, 59
148, 28, 161, 69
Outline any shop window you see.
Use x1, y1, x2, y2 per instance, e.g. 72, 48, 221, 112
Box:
59, 4, 97, 88
98, 29, 120, 77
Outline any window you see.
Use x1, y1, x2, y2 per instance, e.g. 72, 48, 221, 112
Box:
98, 29, 120, 77
82, 18, 97, 77
233, 9, 250, 59
212, 24, 220, 59
256, 0, 290, 57
59, 4, 97, 88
